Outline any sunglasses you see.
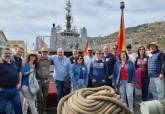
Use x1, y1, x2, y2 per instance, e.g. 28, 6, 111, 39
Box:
42, 51, 48, 53
78, 58, 83, 60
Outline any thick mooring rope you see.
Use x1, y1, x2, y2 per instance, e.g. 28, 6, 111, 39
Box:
57, 86, 134, 114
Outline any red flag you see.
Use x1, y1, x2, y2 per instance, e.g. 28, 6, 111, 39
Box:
82, 40, 90, 56
117, 12, 126, 56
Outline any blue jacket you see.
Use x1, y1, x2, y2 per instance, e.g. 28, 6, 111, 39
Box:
89, 59, 106, 83
113, 60, 136, 87
21, 63, 30, 86
103, 53, 116, 77
70, 64, 88, 88
21, 63, 36, 86
148, 50, 164, 77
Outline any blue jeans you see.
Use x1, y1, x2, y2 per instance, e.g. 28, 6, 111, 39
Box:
0, 88, 22, 114
119, 81, 134, 111
55, 80, 64, 102
149, 77, 164, 100
141, 77, 150, 101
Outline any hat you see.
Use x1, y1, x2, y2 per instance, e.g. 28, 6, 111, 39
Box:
147, 42, 158, 49
126, 44, 132, 49
28, 50, 38, 56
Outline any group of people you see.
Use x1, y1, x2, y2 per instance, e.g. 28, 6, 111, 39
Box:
0, 41, 165, 113
0, 47, 51, 114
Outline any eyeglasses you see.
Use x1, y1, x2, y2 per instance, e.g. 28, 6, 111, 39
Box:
139, 48, 145, 51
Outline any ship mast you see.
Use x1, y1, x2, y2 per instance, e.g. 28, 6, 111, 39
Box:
65, 0, 72, 31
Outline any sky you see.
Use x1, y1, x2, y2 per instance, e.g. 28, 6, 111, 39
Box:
0, 0, 165, 49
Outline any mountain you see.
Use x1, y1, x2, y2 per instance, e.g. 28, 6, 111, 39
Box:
90, 21, 165, 51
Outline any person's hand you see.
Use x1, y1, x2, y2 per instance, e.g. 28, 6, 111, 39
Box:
30, 69, 34, 73
159, 74, 164, 80
16, 83, 21, 90
0, 58, 3, 64
92, 79, 96, 83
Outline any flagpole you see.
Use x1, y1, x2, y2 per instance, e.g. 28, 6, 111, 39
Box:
120, 0, 125, 51
120, 0, 125, 15
116, 0, 126, 57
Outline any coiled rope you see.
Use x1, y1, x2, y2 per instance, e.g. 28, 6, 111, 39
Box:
57, 86, 134, 114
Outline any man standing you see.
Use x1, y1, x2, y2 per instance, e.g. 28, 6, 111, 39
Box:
89, 49, 106, 87
84, 47, 94, 87
148, 42, 165, 100
103, 46, 116, 87
36, 47, 50, 114
126, 44, 137, 63
70, 48, 79, 64
12, 47, 24, 90
51, 48, 70, 102
0, 48, 22, 114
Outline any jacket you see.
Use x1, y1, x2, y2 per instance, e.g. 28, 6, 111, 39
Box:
70, 64, 88, 88
113, 60, 136, 87
103, 53, 116, 77
148, 50, 164, 77
89, 59, 106, 83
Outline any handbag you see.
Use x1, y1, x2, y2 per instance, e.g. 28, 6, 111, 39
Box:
136, 68, 142, 89
28, 72, 40, 95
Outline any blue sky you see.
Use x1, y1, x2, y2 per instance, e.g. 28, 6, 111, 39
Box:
0, 0, 165, 49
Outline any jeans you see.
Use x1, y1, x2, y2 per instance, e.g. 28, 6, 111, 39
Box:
141, 77, 150, 101
0, 88, 22, 114
119, 81, 134, 111
55, 80, 64, 102
21, 85, 38, 114
71, 79, 86, 92
78, 79, 86, 89
37, 80, 48, 114
149, 77, 164, 100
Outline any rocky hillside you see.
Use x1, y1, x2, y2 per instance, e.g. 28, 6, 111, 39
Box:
90, 21, 165, 51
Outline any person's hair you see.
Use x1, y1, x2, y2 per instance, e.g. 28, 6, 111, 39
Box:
16, 47, 24, 51
95, 49, 102, 54
2, 47, 11, 51
137, 46, 147, 58
118, 51, 129, 61
78, 55, 84, 65
2, 47, 11, 54
27, 54, 38, 65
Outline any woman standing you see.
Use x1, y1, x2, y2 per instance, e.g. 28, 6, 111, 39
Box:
135, 46, 149, 101
113, 51, 136, 111
70, 55, 88, 92
21, 51, 38, 114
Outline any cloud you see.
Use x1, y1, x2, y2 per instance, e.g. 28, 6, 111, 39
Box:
0, 0, 165, 49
